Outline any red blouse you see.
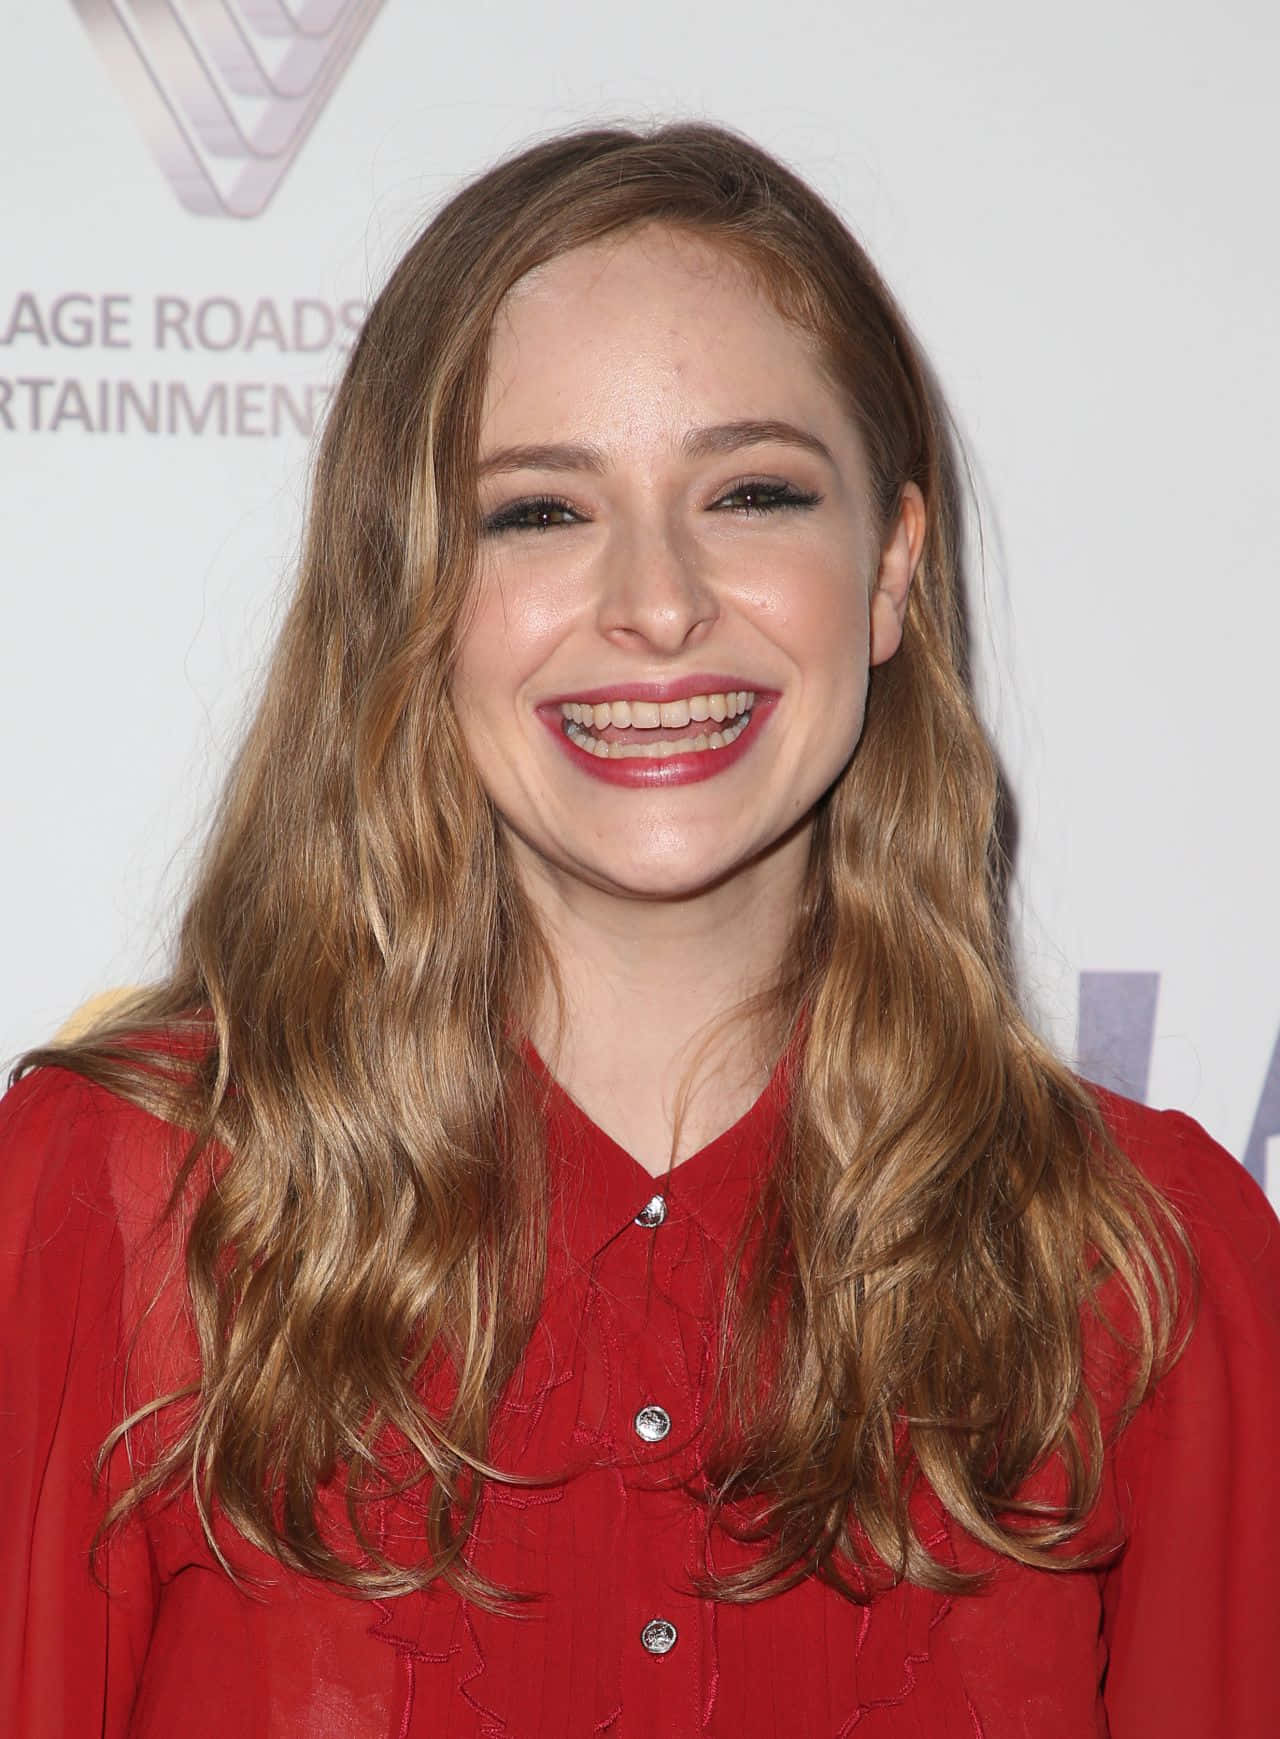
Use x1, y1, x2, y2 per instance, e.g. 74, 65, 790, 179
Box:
2, 1059, 1279, 1737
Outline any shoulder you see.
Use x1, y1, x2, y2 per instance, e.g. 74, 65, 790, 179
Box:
1088, 1082, 1280, 1340
1090, 1084, 1277, 1251
0, 1062, 192, 1267
0, 1061, 206, 1417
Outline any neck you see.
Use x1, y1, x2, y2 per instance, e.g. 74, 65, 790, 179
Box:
516, 830, 809, 1174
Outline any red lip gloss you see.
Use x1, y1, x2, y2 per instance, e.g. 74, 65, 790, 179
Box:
540, 695, 775, 788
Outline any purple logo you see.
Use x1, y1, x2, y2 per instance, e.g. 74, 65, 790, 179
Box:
71, 1, 384, 218
1078, 971, 1279, 1197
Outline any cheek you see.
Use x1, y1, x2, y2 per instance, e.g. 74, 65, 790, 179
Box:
764, 557, 875, 775
752, 553, 871, 680
453, 564, 563, 710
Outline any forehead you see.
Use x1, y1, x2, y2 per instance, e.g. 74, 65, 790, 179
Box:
501, 223, 776, 311
481, 226, 845, 447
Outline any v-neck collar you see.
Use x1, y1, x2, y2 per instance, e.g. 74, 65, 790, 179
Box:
528, 1043, 791, 1262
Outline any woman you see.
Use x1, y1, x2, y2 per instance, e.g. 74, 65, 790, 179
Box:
2, 123, 1277, 1736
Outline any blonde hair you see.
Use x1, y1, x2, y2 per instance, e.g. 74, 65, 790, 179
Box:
19, 122, 1183, 1601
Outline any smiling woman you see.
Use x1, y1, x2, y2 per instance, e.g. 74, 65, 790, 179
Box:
2, 124, 1278, 1738
455, 226, 919, 915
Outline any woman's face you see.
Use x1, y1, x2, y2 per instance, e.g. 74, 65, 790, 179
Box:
452, 225, 922, 905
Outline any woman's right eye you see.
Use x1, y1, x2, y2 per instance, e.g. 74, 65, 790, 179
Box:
482, 496, 581, 535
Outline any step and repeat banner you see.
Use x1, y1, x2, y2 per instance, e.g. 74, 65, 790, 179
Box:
2, 2, 1276, 1203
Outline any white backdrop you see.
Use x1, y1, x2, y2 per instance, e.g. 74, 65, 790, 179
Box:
2, 1, 1277, 1204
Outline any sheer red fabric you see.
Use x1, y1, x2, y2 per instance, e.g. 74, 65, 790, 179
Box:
2, 1059, 1278, 1737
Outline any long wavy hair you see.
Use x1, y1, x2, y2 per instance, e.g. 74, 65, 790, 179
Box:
19, 122, 1183, 1601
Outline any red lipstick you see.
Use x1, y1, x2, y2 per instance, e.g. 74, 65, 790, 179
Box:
539, 694, 776, 788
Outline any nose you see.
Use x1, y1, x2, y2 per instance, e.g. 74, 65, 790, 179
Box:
594, 514, 719, 654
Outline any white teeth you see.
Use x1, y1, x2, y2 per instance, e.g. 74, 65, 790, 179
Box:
559, 690, 756, 729
562, 713, 751, 760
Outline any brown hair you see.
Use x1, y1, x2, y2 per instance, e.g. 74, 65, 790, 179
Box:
19, 121, 1183, 1601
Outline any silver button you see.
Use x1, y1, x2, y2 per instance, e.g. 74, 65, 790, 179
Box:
634, 1404, 671, 1443
634, 1194, 667, 1228
641, 1618, 678, 1656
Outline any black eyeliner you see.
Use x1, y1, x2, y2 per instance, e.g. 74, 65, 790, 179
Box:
481, 494, 581, 535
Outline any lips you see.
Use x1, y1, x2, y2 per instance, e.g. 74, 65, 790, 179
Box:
539, 691, 776, 788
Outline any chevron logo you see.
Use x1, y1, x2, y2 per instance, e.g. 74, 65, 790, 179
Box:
70, 1, 384, 219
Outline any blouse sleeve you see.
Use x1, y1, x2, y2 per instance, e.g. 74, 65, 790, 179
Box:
0, 1066, 159, 1737
1101, 1108, 1280, 1736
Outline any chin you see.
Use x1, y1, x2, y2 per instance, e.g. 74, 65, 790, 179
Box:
576, 840, 768, 903
614, 869, 733, 902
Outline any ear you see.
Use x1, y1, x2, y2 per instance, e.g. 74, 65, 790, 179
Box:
869, 482, 926, 667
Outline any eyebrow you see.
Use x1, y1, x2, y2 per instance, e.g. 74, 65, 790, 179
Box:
476, 418, 834, 477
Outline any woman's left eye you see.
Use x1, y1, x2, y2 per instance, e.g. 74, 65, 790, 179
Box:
713, 478, 822, 516
481, 495, 581, 535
